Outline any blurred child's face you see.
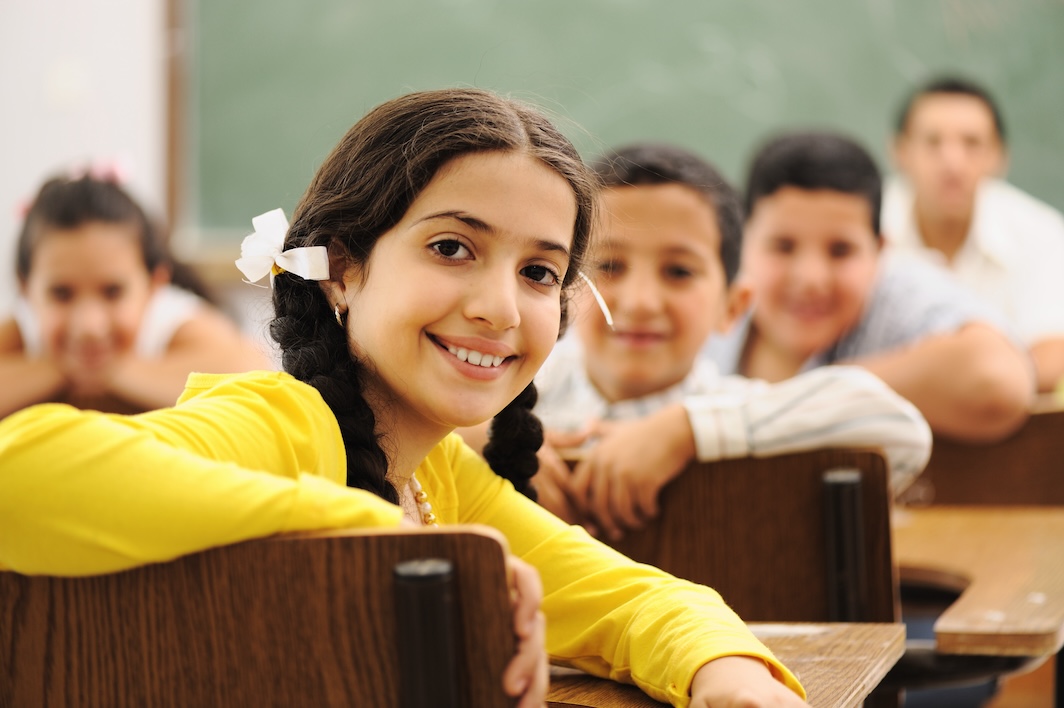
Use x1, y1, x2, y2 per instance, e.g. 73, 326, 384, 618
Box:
575, 184, 732, 402
742, 187, 881, 361
894, 93, 1005, 221
21, 222, 158, 372
329, 150, 576, 436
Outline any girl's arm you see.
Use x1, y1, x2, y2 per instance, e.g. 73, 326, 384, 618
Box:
448, 439, 804, 707
0, 317, 69, 419
0, 373, 403, 576
855, 322, 1034, 442
108, 307, 272, 410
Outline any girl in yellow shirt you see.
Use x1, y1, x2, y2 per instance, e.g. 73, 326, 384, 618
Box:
0, 88, 806, 708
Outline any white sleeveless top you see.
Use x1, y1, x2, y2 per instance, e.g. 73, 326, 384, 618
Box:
14, 285, 203, 358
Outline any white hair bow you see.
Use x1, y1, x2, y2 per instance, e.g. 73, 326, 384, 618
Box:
234, 208, 330, 285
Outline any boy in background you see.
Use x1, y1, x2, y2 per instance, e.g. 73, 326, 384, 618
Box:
704, 131, 1033, 452
884, 76, 1064, 392
524, 143, 931, 539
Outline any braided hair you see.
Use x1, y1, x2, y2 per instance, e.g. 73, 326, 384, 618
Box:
269, 88, 597, 503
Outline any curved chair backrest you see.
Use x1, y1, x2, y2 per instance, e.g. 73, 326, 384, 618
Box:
0, 527, 514, 708
606, 448, 898, 624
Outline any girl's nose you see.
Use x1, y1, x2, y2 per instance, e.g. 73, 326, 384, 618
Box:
463, 267, 521, 330
68, 299, 110, 341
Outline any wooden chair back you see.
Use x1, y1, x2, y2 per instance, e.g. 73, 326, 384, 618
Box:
606, 448, 898, 623
0, 526, 515, 708
900, 397, 1064, 506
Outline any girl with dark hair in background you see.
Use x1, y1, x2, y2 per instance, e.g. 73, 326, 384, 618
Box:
0, 172, 269, 417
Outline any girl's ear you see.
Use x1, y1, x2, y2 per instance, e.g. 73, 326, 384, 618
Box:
318, 278, 346, 312
318, 243, 353, 314
715, 279, 753, 335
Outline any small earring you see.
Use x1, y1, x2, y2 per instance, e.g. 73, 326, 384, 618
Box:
334, 304, 345, 328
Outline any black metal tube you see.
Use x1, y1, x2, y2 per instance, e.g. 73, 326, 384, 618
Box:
394, 558, 460, 708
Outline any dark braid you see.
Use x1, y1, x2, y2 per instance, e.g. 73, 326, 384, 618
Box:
270, 271, 398, 503
268, 88, 596, 503
484, 384, 543, 500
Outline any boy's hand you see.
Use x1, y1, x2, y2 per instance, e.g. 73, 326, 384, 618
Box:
570, 405, 695, 540
532, 432, 588, 525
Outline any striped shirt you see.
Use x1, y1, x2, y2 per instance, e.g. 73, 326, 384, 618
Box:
535, 335, 932, 495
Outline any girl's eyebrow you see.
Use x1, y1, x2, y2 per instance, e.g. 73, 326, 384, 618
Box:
418, 210, 571, 261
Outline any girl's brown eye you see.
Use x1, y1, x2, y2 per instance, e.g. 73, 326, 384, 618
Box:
521, 264, 559, 286
431, 240, 470, 260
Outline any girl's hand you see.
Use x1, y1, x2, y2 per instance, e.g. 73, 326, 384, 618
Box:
60, 350, 119, 399
690, 656, 808, 707
502, 555, 549, 708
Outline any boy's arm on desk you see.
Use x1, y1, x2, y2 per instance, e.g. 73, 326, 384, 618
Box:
686, 365, 932, 495
855, 322, 1033, 443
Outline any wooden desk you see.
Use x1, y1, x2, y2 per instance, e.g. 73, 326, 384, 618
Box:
893, 507, 1064, 657
547, 622, 905, 708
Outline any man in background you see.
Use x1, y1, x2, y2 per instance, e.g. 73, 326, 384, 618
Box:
884, 75, 1064, 392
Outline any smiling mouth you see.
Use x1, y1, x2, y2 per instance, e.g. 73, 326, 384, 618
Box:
431, 337, 508, 369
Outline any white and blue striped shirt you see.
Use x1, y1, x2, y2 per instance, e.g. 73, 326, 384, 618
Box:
535, 335, 931, 496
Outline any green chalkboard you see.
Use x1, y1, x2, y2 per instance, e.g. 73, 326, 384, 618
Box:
185, 0, 1064, 241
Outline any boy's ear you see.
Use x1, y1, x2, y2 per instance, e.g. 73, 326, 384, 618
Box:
149, 264, 171, 293
994, 145, 1010, 179
715, 280, 754, 335
890, 134, 906, 170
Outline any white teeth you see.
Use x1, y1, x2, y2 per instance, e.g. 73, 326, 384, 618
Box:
445, 344, 506, 368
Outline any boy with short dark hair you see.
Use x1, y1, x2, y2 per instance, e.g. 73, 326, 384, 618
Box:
525, 142, 932, 539
705, 131, 1034, 447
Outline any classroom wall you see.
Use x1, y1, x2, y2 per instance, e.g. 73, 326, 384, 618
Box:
186, 0, 1064, 245
3, 0, 1061, 320
0, 1, 166, 315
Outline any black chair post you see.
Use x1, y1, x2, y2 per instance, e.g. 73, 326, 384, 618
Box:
394, 558, 462, 708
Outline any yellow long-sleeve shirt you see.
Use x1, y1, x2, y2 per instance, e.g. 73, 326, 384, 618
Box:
0, 370, 804, 706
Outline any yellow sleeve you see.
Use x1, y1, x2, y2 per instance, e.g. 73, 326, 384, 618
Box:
443, 437, 805, 707
0, 372, 403, 576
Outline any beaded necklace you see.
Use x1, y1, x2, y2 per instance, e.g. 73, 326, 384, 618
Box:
409, 473, 437, 526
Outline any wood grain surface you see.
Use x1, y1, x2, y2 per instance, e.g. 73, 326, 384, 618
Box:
894, 506, 1064, 657
547, 622, 905, 708
0, 527, 516, 708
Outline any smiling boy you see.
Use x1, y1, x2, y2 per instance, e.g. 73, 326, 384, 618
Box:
705, 131, 1034, 446
526, 143, 931, 538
